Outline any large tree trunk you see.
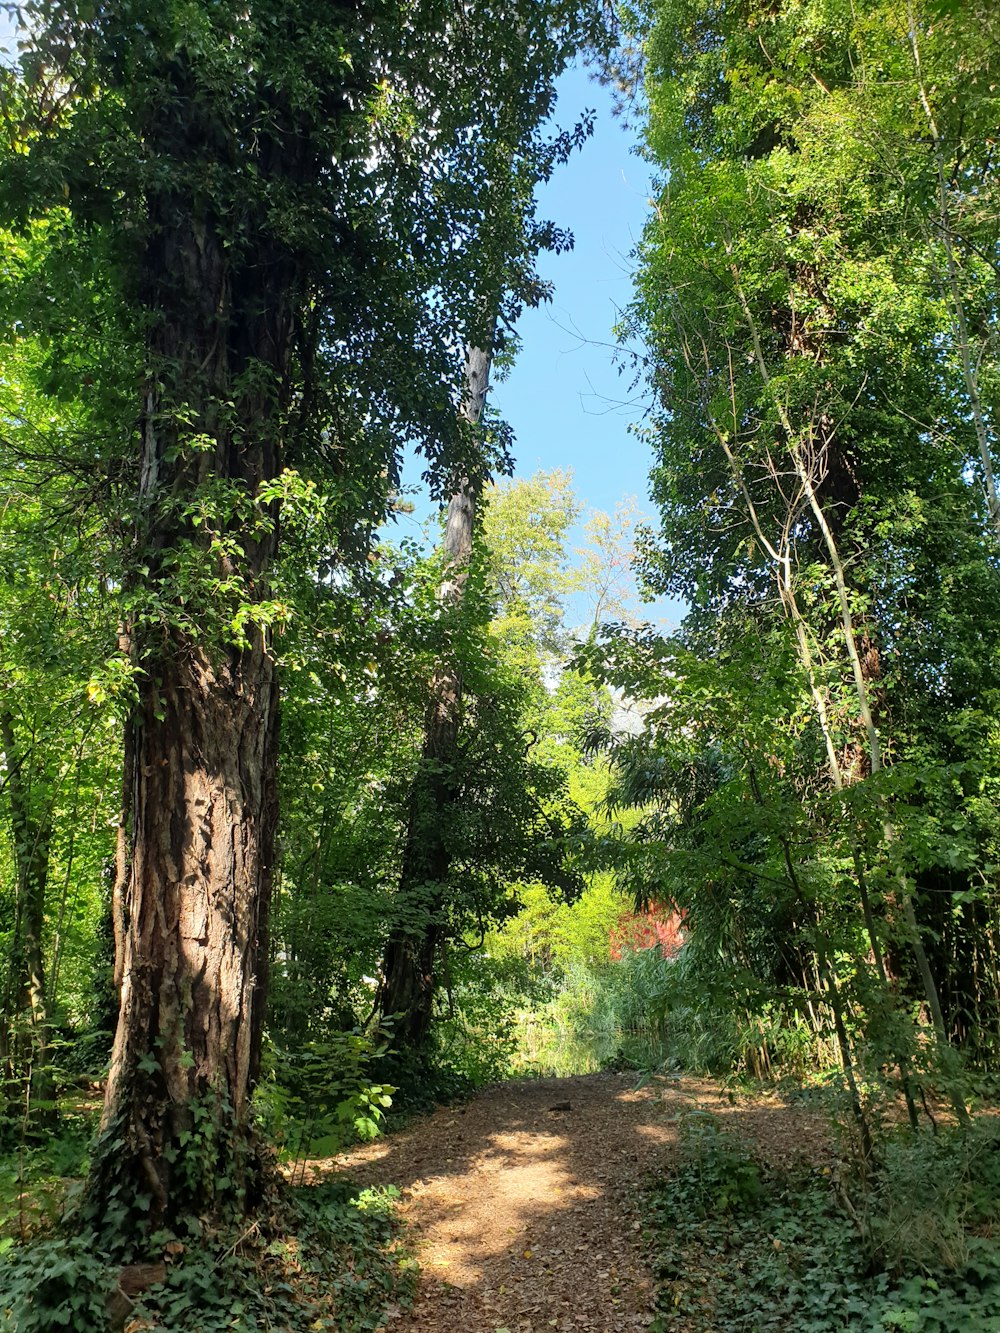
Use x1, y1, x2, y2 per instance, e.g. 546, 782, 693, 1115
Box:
95, 639, 279, 1226
378, 345, 491, 1047
87, 92, 298, 1233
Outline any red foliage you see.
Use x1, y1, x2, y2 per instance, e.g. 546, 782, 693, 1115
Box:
609, 901, 685, 961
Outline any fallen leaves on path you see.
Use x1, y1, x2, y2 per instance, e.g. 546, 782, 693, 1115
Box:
325, 1073, 831, 1333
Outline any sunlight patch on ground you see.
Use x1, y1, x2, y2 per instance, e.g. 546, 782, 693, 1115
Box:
332, 1073, 700, 1329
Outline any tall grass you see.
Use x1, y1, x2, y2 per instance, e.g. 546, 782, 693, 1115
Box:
511, 950, 676, 1076
506, 945, 838, 1079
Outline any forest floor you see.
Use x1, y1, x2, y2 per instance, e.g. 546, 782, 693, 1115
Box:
329, 1072, 832, 1332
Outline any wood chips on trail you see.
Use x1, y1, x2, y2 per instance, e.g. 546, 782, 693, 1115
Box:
331, 1073, 832, 1333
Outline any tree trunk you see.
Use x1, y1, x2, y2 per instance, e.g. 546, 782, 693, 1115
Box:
378, 344, 492, 1047
93, 639, 279, 1226
87, 107, 297, 1233
0, 708, 55, 1125
908, 22, 1000, 535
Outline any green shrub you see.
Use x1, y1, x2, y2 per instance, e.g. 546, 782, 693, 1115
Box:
0, 1230, 115, 1331
653, 1110, 765, 1222
856, 1118, 1000, 1275
256, 1029, 394, 1180
430, 951, 525, 1087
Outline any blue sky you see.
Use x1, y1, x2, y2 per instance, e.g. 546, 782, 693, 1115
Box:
401, 63, 683, 631
493, 65, 654, 511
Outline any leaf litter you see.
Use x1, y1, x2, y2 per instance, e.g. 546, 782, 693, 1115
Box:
325, 1073, 831, 1332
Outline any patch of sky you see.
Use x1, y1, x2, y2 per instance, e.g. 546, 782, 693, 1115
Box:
392, 61, 685, 635
0, 6, 19, 65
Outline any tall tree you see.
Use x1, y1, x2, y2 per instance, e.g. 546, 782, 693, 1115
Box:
378, 346, 492, 1046
4, 0, 607, 1235
615, 0, 1000, 1102
374, 7, 609, 1048
0, 304, 122, 1120
72, 0, 364, 1228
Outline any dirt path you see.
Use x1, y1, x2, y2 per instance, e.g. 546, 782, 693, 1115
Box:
333, 1073, 831, 1333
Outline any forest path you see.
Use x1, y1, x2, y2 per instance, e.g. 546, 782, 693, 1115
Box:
334, 1072, 829, 1332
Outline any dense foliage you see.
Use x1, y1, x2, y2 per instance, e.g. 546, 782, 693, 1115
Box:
1, 0, 999, 1326
0, 0, 619, 1314
589, 0, 1000, 1133
647, 1111, 1000, 1332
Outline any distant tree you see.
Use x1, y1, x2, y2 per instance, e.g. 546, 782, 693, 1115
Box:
375, 7, 610, 1048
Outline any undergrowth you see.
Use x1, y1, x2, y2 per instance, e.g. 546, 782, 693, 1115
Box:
0, 1179, 414, 1332
0, 1040, 413, 1333
503, 947, 827, 1081
647, 1110, 1000, 1333
0, 1094, 98, 1250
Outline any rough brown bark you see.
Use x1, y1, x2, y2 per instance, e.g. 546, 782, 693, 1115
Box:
88, 82, 301, 1231
96, 639, 279, 1221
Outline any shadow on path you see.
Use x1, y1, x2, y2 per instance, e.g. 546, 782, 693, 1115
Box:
322, 1072, 830, 1332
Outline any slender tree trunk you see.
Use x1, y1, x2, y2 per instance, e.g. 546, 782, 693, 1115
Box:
47, 730, 93, 1008
673, 276, 947, 1123
0, 708, 55, 1124
378, 344, 492, 1047
817, 935, 874, 1163
674, 315, 924, 1117
907, 17, 1000, 535
795, 442, 969, 1123
729, 266, 970, 1123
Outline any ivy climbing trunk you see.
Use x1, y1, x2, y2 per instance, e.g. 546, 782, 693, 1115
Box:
88, 73, 302, 1234
99, 641, 279, 1225
378, 344, 492, 1048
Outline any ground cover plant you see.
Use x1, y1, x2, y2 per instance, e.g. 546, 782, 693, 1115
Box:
646, 1109, 1000, 1333
1, 1177, 415, 1333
